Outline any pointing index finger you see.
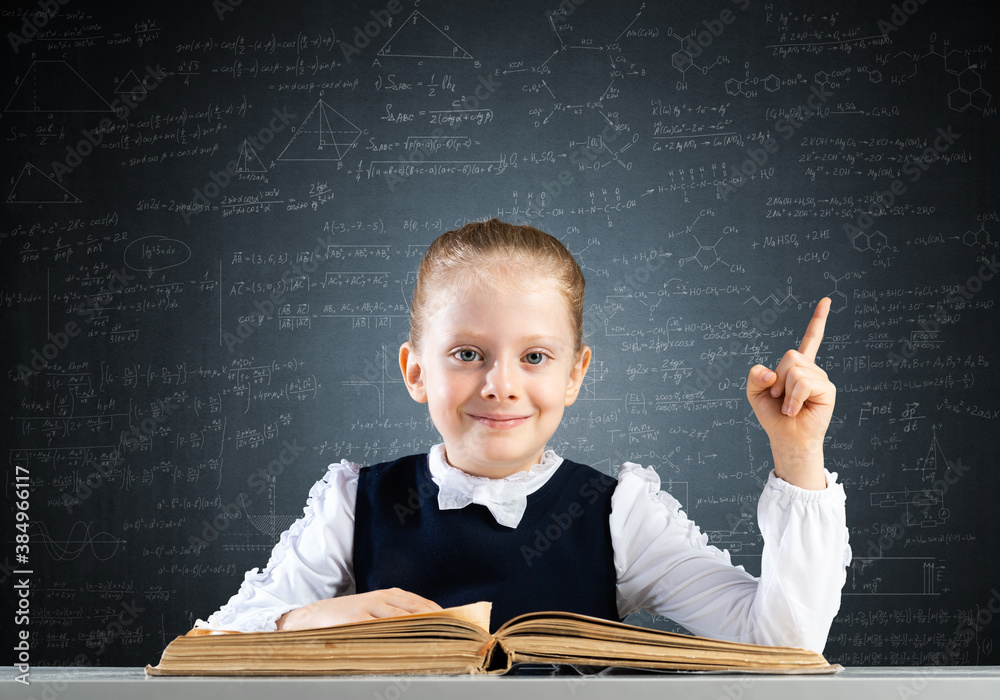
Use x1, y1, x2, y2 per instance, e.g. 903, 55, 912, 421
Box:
798, 297, 831, 361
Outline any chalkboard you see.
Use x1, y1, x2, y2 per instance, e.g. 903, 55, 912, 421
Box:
3, 0, 998, 670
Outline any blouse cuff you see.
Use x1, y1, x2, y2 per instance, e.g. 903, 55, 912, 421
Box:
764, 468, 846, 505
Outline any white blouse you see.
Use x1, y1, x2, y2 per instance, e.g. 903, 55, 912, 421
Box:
204, 443, 851, 653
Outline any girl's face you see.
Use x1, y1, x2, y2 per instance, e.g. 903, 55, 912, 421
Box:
399, 278, 591, 478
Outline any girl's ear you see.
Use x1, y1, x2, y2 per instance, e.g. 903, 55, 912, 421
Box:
564, 345, 592, 406
399, 342, 428, 403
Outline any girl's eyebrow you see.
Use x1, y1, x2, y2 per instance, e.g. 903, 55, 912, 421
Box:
444, 331, 566, 347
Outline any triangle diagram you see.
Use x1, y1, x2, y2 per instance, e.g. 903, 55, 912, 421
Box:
277, 100, 361, 161
378, 10, 473, 59
115, 70, 147, 95
8, 163, 82, 204
6, 60, 115, 113
236, 139, 267, 172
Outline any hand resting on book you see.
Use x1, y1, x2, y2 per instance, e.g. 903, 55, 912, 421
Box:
275, 587, 442, 630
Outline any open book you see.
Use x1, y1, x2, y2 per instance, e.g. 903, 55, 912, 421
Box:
146, 602, 841, 676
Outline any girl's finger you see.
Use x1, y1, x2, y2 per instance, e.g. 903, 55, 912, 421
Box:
782, 370, 814, 415
797, 297, 831, 361
770, 349, 799, 398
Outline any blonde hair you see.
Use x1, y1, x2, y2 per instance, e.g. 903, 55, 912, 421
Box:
408, 218, 585, 356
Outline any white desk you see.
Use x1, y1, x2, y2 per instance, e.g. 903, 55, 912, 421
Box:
2, 667, 999, 700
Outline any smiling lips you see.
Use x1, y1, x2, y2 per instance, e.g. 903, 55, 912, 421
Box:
469, 413, 530, 429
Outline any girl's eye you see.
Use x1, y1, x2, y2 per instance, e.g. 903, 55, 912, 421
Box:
524, 352, 547, 365
455, 349, 481, 362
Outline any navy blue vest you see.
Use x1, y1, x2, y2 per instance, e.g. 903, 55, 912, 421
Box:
353, 453, 619, 631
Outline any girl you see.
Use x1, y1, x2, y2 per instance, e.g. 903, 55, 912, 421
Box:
202, 219, 850, 653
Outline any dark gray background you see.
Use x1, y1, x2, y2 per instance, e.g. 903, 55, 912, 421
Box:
2, 0, 997, 667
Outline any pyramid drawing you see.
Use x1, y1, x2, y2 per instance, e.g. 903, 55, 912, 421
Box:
236, 139, 267, 172
377, 10, 473, 59
7, 163, 81, 204
907, 427, 947, 483
6, 60, 115, 113
277, 100, 361, 161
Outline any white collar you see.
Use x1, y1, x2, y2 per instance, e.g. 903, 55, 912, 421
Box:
427, 443, 563, 528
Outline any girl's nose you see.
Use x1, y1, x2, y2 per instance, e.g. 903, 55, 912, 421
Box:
481, 356, 520, 400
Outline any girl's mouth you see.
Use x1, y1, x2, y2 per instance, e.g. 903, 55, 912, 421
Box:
470, 414, 529, 429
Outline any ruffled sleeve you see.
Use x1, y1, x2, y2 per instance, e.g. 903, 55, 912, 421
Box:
201, 459, 360, 632
612, 463, 851, 653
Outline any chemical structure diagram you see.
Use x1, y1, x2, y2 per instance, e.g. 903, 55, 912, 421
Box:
963, 221, 992, 248
659, 209, 745, 273
667, 27, 732, 87
678, 229, 744, 273
823, 271, 865, 313
961, 212, 997, 261
743, 276, 800, 308
881, 37, 995, 115
666, 25, 802, 97
575, 187, 639, 228
724, 71, 782, 99
512, 3, 647, 127
850, 227, 897, 265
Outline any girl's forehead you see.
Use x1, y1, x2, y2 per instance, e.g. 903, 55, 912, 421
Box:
429, 275, 567, 310
425, 278, 572, 328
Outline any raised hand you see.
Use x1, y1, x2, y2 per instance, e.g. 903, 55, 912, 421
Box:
276, 588, 442, 630
746, 297, 836, 490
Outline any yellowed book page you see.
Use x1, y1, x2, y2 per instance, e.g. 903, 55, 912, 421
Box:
147, 602, 494, 676
506, 635, 832, 670
497, 611, 831, 666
